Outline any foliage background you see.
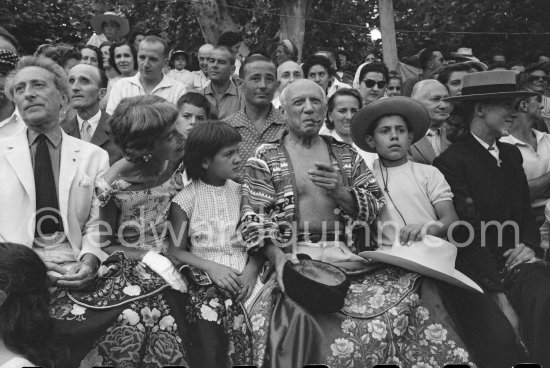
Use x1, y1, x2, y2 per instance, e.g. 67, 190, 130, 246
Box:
2, 0, 550, 68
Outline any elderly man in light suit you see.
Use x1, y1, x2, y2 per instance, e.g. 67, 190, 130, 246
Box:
0, 56, 108, 289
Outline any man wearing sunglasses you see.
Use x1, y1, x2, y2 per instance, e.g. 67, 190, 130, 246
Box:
409, 79, 451, 164
524, 62, 550, 130
357, 61, 388, 105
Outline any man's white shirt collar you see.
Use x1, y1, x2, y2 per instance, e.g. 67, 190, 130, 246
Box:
77, 109, 102, 136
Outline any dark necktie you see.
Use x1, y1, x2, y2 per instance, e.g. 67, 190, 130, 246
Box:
34, 134, 62, 235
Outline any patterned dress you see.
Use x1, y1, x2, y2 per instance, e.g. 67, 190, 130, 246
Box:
172, 179, 262, 368
49, 167, 190, 368
240, 133, 477, 368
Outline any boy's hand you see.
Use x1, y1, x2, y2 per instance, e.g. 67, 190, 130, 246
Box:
206, 264, 243, 295
236, 265, 259, 302
399, 224, 425, 245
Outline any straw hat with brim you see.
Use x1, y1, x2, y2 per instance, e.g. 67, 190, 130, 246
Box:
350, 96, 430, 152
91, 12, 130, 39
444, 70, 538, 102
283, 254, 351, 313
359, 235, 483, 293
169, 50, 189, 62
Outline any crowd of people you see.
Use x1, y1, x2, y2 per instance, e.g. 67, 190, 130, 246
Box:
2, 9, 550, 368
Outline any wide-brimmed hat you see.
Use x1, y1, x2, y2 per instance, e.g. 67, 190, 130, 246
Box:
283, 254, 350, 313
350, 96, 430, 152
359, 235, 483, 293
169, 49, 189, 63
91, 12, 129, 39
444, 70, 538, 102
449, 47, 488, 71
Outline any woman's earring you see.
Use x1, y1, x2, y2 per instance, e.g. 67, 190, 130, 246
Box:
142, 153, 152, 162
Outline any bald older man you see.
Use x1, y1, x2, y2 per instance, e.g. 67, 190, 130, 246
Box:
272, 60, 303, 109
409, 79, 451, 164
184, 43, 214, 91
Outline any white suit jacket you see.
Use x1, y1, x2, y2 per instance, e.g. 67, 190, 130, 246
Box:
0, 128, 109, 262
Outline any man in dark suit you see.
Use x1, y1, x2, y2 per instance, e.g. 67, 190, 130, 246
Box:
434, 70, 550, 366
409, 79, 451, 164
62, 63, 121, 165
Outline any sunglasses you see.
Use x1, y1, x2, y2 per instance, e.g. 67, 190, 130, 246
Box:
527, 75, 550, 83
362, 79, 387, 88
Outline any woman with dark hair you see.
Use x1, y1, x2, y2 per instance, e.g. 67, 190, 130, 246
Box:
0, 243, 65, 368
99, 41, 119, 80
49, 95, 191, 367
322, 88, 378, 168
303, 54, 350, 97
79, 45, 103, 70
109, 40, 138, 77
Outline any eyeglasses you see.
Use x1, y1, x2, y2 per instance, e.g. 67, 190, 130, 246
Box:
527, 75, 550, 83
362, 79, 387, 88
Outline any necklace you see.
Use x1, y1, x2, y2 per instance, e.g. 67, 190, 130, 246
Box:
379, 160, 407, 225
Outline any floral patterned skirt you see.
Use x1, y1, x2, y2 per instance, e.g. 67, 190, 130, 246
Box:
248, 265, 477, 368
49, 253, 190, 368
183, 282, 254, 368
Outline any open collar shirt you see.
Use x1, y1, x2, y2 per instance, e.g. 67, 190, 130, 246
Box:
227, 105, 286, 179
106, 73, 187, 114
500, 129, 550, 208
202, 80, 241, 121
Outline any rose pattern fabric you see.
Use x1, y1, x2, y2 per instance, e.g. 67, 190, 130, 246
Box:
248, 266, 476, 368
184, 283, 254, 366
66, 252, 172, 309
326, 293, 475, 368
75, 294, 188, 368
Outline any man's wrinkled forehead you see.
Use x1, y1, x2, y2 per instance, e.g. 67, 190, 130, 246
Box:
287, 80, 326, 102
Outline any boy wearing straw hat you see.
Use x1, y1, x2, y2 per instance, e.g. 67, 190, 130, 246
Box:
434, 70, 550, 366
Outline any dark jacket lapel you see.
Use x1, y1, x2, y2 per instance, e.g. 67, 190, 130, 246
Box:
90, 111, 110, 147
60, 116, 80, 139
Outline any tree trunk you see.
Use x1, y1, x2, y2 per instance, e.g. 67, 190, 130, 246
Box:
191, 0, 239, 44
279, 0, 310, 62
378, 0, 399, 71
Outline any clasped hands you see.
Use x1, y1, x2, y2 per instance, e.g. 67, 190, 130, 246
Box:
205, 263, 258, 302
46, 254, 99, 289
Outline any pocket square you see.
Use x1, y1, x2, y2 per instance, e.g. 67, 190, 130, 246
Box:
78, 174, 92, 187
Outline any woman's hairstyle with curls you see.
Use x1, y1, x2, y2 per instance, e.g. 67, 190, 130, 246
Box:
109, 40, 138, 74
0, 243, 66, 368
184, 121, 241, 181
326, 88, 362, 130
109, 95, 179, 160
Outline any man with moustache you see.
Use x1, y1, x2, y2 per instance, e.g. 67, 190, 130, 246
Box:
409, 79, 451, 164
106, 35, 187, 114
184, 43, 214, 91
62, 64, 122, 165
227, 55, 286, 178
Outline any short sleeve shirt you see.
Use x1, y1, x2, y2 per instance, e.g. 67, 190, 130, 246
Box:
227, 105, 286, 179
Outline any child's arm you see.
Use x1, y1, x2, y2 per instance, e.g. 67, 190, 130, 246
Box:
399, 200, 458, 244
168, 203, 244, 295
236, 253, 265, 302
